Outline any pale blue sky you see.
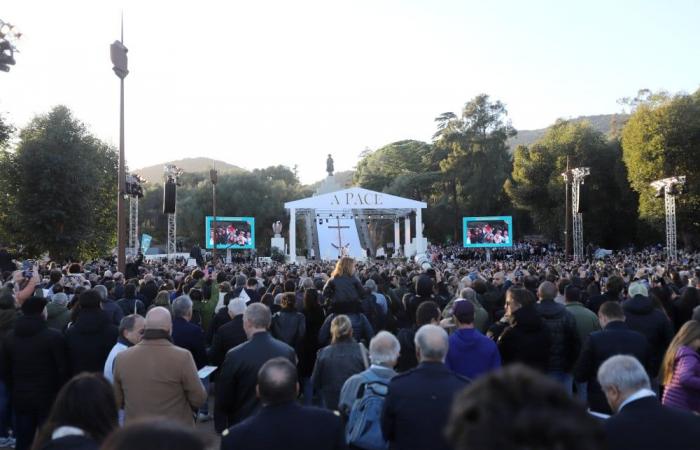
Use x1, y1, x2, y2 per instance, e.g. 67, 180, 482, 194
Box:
1, 0, 698, 183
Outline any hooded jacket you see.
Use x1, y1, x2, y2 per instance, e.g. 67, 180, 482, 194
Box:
623, 294, 674, 375
536, 299, 580, 372
404, 275, 435, 325
65, 309, 119, 376
497, 304, 551, 372
445, 328, 501, 379
46, 302, 71, 331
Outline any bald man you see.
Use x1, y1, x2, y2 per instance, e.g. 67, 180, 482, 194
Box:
381, 325, 469, 450
113, 307, 207, 426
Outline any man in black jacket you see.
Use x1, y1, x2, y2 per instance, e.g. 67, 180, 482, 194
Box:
171, 296, 207, 370
622, 282, 674, 378
221, 357, 345, 450
117, 283, 146, 317
587, 275, 624, 314
65, 290, 119, 376
2, 297, 68, 450
381, 324, 469, 450
536, 282, 580, 393
573, 301, 650, 414
598, 355, 700, 450
214, 303, 296, 432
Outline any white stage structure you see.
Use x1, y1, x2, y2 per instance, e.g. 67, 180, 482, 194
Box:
284, 188, 427, 261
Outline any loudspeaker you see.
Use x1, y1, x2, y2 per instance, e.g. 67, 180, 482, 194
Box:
163, 181, 176, 214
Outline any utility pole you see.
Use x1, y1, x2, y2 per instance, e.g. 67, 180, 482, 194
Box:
563, 156, 572, 260
110, 15, 129, 272
210, 167, 218, 263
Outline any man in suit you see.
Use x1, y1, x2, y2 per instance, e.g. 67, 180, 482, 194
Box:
574, 301, 650, 414
215, 303, 296, 432
113, 307, 207, 426
599, 355, 700, 450
221, 357, 345, 450
171, 296, 207, 370
381, 324, 469, 450
208, 297, 248, 367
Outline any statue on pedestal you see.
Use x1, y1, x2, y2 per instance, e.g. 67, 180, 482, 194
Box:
326, 154, 334, 177
272, 221, 283, 238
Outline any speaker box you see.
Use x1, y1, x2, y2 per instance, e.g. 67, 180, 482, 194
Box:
163, 181, 176, 214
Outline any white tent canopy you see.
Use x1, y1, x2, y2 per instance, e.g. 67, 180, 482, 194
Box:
284, 187, 427, 261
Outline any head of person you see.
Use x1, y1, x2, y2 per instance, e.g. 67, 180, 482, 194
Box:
188, 289, 203, 303
172, 295, 193, 322
332, 257, 356, 278
537, 281, 557, 302
260, 293, 274, 308
605, 276, 625, 297
0, 291, 14, 310
364, 279, 378, 293
416, 300, 441, 327
49, 269, 63, 286
51, 292, 68, 307
628, 282, 648, 298
281, 292, 296, 311
447, 364, 605, 450
100, 419, 213, 450
598, 301, 625, 328
119, 314, 146, 345
453, 300, 475, 328
369, 331, 400, 368
492, 271, 505, 287
558, 278, 572, 297
144, 307, 173, 335
459, 288, 477, 303
227, 297, 247, 319
246, 277, 258, 289
564, 285, 581, 304
93, 285, 108, 302
505, 287, 535, 318
303, 288, 320, 311
331, 314, 354, 344
33, 373, 118, 449
243, 303, 271, 338
414, 324, 449, 363
256, 357, 298, 406
124, 283, 137, 300
154, 290, 170, 307
597, 355, 651, 413
21, 296, 47, 320
660, 320, 700, 385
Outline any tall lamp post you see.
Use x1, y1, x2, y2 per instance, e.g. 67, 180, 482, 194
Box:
651, 176, 686, 262
210, 168, 218, 263
110, 20, 129, 272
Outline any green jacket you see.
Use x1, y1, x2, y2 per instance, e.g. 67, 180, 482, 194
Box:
565, 302, 601, 344
195, 279, 219, 334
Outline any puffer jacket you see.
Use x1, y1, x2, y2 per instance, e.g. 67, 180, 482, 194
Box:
322, 275, 365, 304
536, 299, 580, 372
662, 345, 700, 413
623, 294, 674, 375
311, 340, 368, 410
271, 309, 306, 349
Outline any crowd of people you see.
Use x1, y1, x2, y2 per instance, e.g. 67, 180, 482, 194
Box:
0, 244, 699, 449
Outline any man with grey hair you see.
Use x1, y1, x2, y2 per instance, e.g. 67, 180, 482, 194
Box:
365, 279, 388, 315
104, 314, 145, 383
536, 281, 580, 393
622, 281, 673, 379
598, 355, 700, 450
209, 297, 248, 367
46, 292, 71, 331
171, 296, 207, 370
382, 324, 469, 450
338, 331, 400, 418
215, 303, 296, 432
95, 284, 123, 326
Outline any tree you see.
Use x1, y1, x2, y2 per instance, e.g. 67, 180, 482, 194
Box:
0, 106, 118, 260
505, 120, 638, 248
353, 140, 433, 192
621, 89, 700, 247
433, 94, 516, 240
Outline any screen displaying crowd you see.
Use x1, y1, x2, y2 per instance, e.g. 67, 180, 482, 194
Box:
464, 218, 511, 247
206, 217, 254, 249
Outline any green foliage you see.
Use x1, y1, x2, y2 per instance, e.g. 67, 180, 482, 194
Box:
354, 140, 433, 191
0, 106, 118, 260
621, 89, 700, 246
505, 120, 638, 247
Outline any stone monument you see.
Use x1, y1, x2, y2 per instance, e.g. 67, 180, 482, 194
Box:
270, 221, 285, 254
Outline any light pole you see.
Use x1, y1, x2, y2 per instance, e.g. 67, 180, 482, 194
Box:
110, 18, 128, 272
651, 176, 686, 262
210, 168, 218, 263
562, 159, 590, 262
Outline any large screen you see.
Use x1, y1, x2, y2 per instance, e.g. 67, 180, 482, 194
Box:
205, 216, 255, 249
463, 216, 513, 248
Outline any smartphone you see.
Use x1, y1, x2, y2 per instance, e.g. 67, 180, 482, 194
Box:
207, 266, 214, 275
22, 260, 34, 279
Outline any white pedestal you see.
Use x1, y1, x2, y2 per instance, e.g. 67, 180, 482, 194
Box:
404, 242, 416, 258
270, 237, 285, 253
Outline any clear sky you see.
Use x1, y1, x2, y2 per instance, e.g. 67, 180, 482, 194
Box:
1, 0, 699, 184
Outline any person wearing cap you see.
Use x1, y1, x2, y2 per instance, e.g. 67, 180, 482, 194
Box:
445, 300, 501, 380
1, 296, 68, 450
113, 307, 206, 426
46, 292, 71, 331
622, 281, 674, 379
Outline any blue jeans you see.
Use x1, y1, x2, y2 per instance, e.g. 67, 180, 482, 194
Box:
548, 371, 573, 395
0, 381, 10, 438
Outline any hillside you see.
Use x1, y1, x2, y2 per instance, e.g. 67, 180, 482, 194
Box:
507, 113, 629, 149
136, 157, 245, 182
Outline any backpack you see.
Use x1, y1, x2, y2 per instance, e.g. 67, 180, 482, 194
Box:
346, 370, 390, 450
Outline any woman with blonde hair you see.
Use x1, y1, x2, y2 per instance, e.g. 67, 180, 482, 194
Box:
147, 291, 172, 314
311, 314, 369, 410
660, 320, 700, 413
322, 257, 364, 305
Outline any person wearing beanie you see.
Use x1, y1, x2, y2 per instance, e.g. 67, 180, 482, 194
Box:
445, 300, 501, 380
2, 296, 68, 450
46, 293, 71, 332
64, 290, 119, 376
